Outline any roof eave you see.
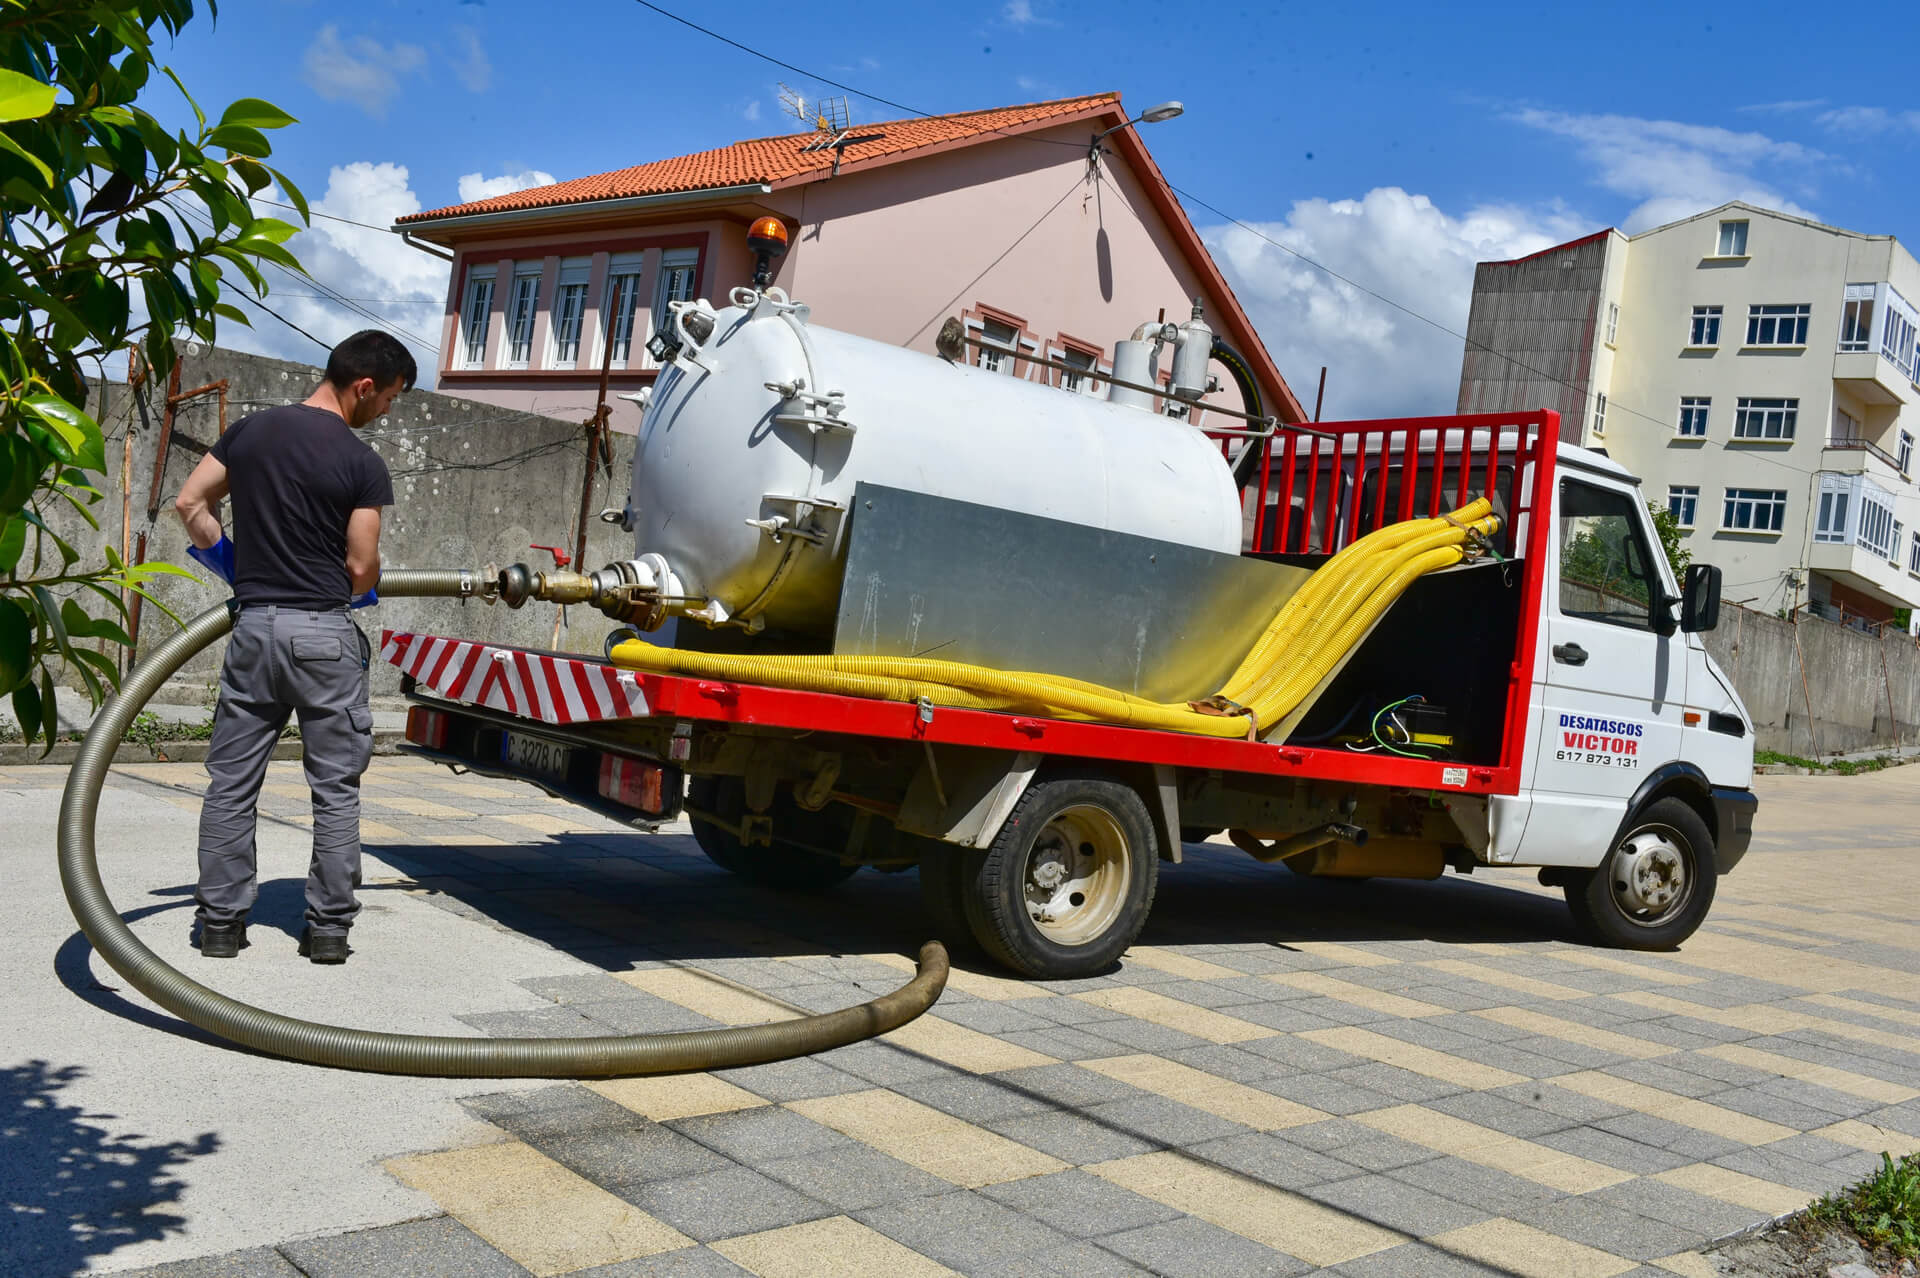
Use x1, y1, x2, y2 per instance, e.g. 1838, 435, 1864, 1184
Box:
765, 100, 1122, 191
395, 182, 776, 242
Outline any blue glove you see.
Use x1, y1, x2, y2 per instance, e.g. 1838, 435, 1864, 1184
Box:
187, 535, 236, 585
350, 588, 379, 609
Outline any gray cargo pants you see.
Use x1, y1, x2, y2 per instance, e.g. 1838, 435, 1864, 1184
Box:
195, 604, 374, 936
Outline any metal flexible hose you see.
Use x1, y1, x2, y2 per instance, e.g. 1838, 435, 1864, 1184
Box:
57, 567, 948, 1077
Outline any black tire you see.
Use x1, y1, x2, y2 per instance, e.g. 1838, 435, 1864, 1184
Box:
961, 772, 1159, 979
686, 777, 860, 894
914, 837, 978, 953
1565, 796, 1716, 950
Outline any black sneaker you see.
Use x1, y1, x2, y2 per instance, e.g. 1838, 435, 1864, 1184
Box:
197, 922, 248, 958
298, 927, 351, 965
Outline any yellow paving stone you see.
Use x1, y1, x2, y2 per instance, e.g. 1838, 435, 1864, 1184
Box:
1121, 945, 1244, 981
261, 782, 310, 800
1655, 1164, 1810, 1216
1429, 1219, 1637, 1278
789, 1091, 1066, 1187
615, 968, 795, 1025
388, 1140, 690, 1275
1658, 931, 1899, 995
421, 831, 512, 846
1265, 971, 1451, 1018
712, 1215, 961, 1278
1810, 1119, 1920, 1156
588, 1074, 768, 1121
1072, 987, 1273, 1044
363, 792, 476, 819
1702, 1045, 1919, 1105
1473, 1006, 1672, 1060
1710, 919, 1837, 948
1713, 902, 1920, 953
1088, 1150, 1403, 1266
497, 811, 598, 836
1081, 1055, 1327, 1130
359, 819, 412, 843
1652, 1252, 1721, 1278
1420, 959, 1594, 1002
1299, 1027, 1529, 1089
857, 951, 1048, 1001
1553, 1072, 1796, 1145
1802, 992, 1920, 1028
1542, 950, 1702, 986
881, 1014, 1060, 1073
1353, 1104, 1633, 1193
1613, 991, 1920, 1052
1279, 940, 1399, 967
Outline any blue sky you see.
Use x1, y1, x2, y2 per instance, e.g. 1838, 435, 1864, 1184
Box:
147, 0, 1920, 416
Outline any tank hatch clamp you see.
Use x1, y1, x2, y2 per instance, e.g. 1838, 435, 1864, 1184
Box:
766, 378, 856, 435
745, 495, 841, 548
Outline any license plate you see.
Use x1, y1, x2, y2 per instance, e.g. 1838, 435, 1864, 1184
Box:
503, 731, 570, 782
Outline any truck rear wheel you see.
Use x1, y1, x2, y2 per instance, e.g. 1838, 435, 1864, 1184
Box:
686, 777, 860, 894
962, 773, 1158, 979
1565, 797, 1716, 950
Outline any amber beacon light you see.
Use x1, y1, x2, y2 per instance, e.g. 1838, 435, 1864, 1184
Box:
748, 217, 790, 286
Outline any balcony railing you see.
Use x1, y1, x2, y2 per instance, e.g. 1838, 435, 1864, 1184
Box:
1824, 436, 1907, 474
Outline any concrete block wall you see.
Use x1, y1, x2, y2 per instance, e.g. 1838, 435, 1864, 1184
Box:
1702, 603, 1917, 756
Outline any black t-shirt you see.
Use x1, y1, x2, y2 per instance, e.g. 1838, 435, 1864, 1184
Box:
209, 404, 395, 608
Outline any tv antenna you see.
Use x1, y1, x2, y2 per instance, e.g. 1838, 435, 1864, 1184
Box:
778, 83, 849, 135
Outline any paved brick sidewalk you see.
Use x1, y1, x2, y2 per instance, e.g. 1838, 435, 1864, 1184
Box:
21, 757, 1920, 1278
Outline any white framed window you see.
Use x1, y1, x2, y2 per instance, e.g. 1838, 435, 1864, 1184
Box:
1907, 529, 1920, 577
1902, 432, 1915, 473
504, 262, 541, 368
1831, 405, 1863, 444
648, 249, 698, 349
458, 265, 495, 368
1677, 396, 1709, 437
1722, 487, 1787, 533
1840, 284, 1876, 352
1893, 521, 1906, 566
1745, 303, 1810, 347
1860, 491, 1896, 559
1815, 473, 1897, 556
975, 317, 1020, 375
1716, 219, 1749, 257
1667, 485, 1699, 528
1733, 396, 1798, 440
1882, 291, 1918, 380
546, 257, 590, 369
1689, 305, 1722, 347
1591, 392, 1607, 436
599, 251, 645, 370
1814, 481, 1850, 543
1605, 301, 1619, 346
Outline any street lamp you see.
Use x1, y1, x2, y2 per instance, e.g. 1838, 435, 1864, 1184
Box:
1088, 100, 1184, 172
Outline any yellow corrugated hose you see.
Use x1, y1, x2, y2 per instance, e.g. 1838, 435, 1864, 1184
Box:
609, 501, 1500, 740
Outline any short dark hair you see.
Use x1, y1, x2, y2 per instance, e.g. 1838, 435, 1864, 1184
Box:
325, 330, 418, 392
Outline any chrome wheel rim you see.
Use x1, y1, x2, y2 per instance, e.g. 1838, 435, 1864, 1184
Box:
1023, 805, 1131, 946
1609, 825, 1692, 926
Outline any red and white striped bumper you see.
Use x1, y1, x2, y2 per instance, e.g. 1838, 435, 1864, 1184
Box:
380, 631, 650, 725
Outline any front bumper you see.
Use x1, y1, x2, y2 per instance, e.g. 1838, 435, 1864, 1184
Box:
1709, 786, 1757, 874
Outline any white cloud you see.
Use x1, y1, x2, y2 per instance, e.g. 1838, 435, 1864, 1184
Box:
455, 169, 557, 203
1738, 99, 1826, 115
1508, 108, 1822, 231
301, 25, 426, 118
1815, 105, 1920, 135
447, 24, 491, 94
1205, 188, 1591, 420
1004, 1, 1037, 23
742, 99, 761, 122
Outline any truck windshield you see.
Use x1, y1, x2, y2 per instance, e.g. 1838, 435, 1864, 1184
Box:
1557, 478, 1663, 631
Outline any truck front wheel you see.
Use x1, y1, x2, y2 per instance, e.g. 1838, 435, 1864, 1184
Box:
1565, 797, 1716, 950
962, 773, 1159, 979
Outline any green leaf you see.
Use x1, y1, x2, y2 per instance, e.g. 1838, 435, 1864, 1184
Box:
33, 585, 76, 664
162, 65, 204, 131
218, 97, 295, 131
0, 435, 44, 512
268, 167, 309, 224
0, 130, 54, 185
37, 669, 58, 756
235, 237, 300, 272
228, 154, 270, 195
62, 600, 131, 648
206, 123, 270, 158
19, 394, 106, 473
0, 596, 30, 695
10, 677, 40, 741
0, 516, 25, 574
240, 216, 298, 245
71, 646, 120, 696
0, 68, 58, 123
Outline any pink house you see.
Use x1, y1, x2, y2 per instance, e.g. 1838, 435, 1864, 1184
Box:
396, 92, 1304, 434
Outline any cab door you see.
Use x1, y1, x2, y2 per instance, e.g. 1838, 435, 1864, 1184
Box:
1519, 475, 1687, 866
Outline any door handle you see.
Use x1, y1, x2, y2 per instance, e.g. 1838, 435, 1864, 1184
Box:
1552, 642, 1588, 666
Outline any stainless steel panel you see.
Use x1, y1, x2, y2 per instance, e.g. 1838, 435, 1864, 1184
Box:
833, 483, 1311, 703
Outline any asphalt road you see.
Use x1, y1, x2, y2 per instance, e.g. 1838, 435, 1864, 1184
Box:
4, 757, 1917, 1278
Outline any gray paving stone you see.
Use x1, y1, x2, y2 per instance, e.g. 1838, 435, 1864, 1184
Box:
855, 1189, 1075, 1269
1748, 1077, 1880, 1121
1078, 1016, 1215, 1054
1435, 1012, 1536, 1044
1079, 1094, 1252, 1148
466, 1087, 651, 1142
1426, 1090, 1578, 1138
1184, 1130, 1364, 1190
894, 1073, 1062, 1127
1657, 1051, 1780, 1089
1761, 1133, 1868, 1167
1212, 999, 1347, 1034
1590, 1112, 1747, 1161
1098, 1215, 1315, 1277
1500, 1034, 1631, 1071
563, 1246, 753, 1277
1588, 1176, 1769, 1237
519, 972, 659, 1004
1285, 1119, 1440, 1171
1366, 1018, 1501, 1054
1165, 1043, 1288, 1084
573, 998, 727, 1035
1308, 1172, 1489, 1235
984, 1108, 1158, 1164
1385, 1153, 1568, 1211
1604, 1059, 1741, 1099
1532, 1124, 1693, 1173
1263, 995, 1401, 1026
539, 1122, 737, 1191
1020, 996, 1131, 1027
1697, 1084, 1860, 1130
1326, 1240, 1509, 1276
1322, 1062, 1467, 1103
997, 1026, 1130, 1061
979, 1168, 1184, 1239
759, 1142, 955, 1212
1489, 1081, 1631, 1124
110, 1245, 306, 1278
708, 1055, 867, 1102
1515, 1193, 1703, 1261
991, 1063, 1150, 1110
933, 1000, 1061, 1035
277, 1217, 528, 1277
1246, 1072, 1396, 1116
626, 1166, 832, 1243
813, 1040, 965, 1087
669, 1105, 849, 1163
1711, 1146, 1853, 1194
964, 1242, 1154, 1278
458, 1005, 606, 1038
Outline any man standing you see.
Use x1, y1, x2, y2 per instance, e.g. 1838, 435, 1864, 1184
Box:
174, 331, 414, 964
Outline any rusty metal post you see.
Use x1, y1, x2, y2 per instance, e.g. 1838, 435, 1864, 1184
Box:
573, 318, 620, 572
145, 362, 182, 523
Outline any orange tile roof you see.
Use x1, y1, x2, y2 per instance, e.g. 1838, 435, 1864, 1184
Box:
399, 93, 1120, 225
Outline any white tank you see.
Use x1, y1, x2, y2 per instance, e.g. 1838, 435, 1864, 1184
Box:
627, 288, 1244, 634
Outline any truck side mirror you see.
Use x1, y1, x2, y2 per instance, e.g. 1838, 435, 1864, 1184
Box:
1680, 563, 1722, 632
